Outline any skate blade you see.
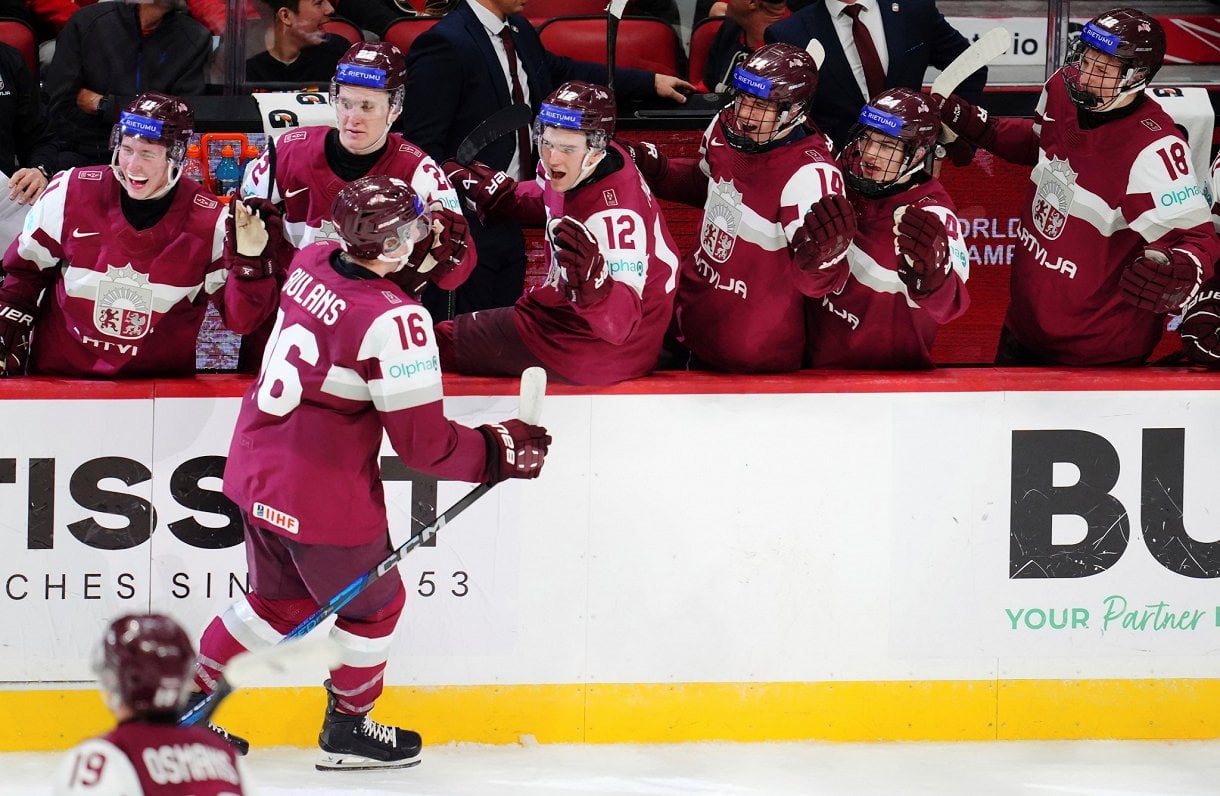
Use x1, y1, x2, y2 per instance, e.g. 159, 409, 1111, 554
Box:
315, 752, 422, 772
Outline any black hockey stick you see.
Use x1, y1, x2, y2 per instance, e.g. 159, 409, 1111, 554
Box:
454, 102, 533, 165
180, 367, 548, 728
606, 0, 627, 93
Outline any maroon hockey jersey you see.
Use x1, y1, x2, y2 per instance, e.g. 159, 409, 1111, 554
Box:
807, 181, 970, 369
0, 169, 275, 377
53, 720, 244, 795
990, 73, 1219, 364
673, 120, 849, 373
510, 142, 680, 385
241, 126, 474, 291
223, 243, 488, 546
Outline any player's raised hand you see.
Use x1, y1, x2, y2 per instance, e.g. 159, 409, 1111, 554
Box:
224, 195, 280, 280
478, 419, 551, 484
441, 160, 516, 222
407, 203, 470, 286
1178, 277, 1220, 367
1120, 245, 1202, 314
894, 204, 951, 297
932, 93, 996, 150
548, 216, 611, 307
791, 193, 856, 272
0, 297, 36, 376
618, 139, 669, 184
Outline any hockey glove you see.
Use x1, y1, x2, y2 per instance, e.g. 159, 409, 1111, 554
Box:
894, 204, 951, 297
442, 160, 516, 223
549, 216, 612, 307
933, 93, 996, 150
1119, 245, 1201, 314
617, 139, 669, 185
225, 195, 280, 280
404, 204, 470, 290
1178, 277, 1220, 367
0, 297, 36, 376
478, 419, 551, 485
791, 193, 856, 273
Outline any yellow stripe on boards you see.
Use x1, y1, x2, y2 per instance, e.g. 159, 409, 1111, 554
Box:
5, 679, 1220, 751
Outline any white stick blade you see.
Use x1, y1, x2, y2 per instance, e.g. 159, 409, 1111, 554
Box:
519, 366, 547, 425
805, 39, 826, 70
221, 636, 343, 689
607, 0, 628, 19
930, 27, 1010, 99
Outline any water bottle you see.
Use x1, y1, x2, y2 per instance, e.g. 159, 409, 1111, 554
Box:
181, 143, 205, 187
213, 144, 242, 197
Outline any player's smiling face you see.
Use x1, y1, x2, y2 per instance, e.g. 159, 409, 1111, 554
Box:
335, 85, 394, 155
116, 136, 171, 200
539, 127, 597, 193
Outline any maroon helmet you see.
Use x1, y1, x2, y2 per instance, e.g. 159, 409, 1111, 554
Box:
331, 41, 407, 108
721, 43, 818, 152
332, 174, 432, 263
841, 88, 939, 197
1063, 8, 1165, 110
109, 92, 194, 161
535, 81, 617, 148
94, 614, 195, 716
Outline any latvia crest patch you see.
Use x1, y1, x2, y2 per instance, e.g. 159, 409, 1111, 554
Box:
1031, 156, 1076, 241
700, 179, 743, 264
94, 264, 154, 340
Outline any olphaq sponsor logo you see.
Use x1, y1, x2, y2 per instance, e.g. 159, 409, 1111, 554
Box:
337, 62, 388, 88
731, 68, 772, 97
118, 112, 165, 141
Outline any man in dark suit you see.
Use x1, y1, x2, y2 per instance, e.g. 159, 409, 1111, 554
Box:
765, 0, 986, 150
398, 0, 693, 319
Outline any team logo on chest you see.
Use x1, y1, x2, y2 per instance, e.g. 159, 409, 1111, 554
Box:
701, 179, 743, 264
94, 265, 154, 340
1031, 156, 1077, 241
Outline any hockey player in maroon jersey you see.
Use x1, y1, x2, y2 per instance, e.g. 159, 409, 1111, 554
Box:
436, 81, 680, 386
1176, 149, 1220, 366
0, 93, 279, 377
935, 7, 1220, 366
52, 614, 247, 796
807, 88, 970, 368
190, 175, 550, 770
619, 43, 857, 373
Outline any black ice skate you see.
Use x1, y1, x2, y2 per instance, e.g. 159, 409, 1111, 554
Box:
316, 680, 422, 771
183, 691, 250, 756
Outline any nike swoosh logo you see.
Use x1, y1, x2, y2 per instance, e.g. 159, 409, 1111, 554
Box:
72, 228, 100, 238
284, 187, 309, 198
709, 139, 724, 147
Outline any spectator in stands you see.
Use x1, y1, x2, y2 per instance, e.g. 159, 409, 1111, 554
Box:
246, 0, 350, 84
438, 81, 679, 385
0, 93, 279, 378
0, 41, 56, 208
623, 43, 855, 373
702, 0, 790, 93
44, 0, 210, 170
190, 174, 550, 768
51, 614, 248, 796
938, 8, 1219, 366
398, 0, 695, 322
1178, 151, 1220, 367
238, 40, 473, 368
765, 0, 984, 151
807, 88, 969, 368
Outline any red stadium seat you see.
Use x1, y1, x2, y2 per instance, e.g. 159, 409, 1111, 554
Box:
0, 16, 37, 75
322, 17, 363, 44
523, 0, 607, 26
687, 16, 724, 92
382, 17, 442, 56
538, 16, 681, 77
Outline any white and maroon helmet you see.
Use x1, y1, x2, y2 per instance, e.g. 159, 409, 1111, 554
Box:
534, 80, 617, 151
332, 174, 440, 292
108, 92, 194, 197
1063, 8, 1166, 111
93, 614, 195, 717
841, 88, 939, 197
330, 41, 407, 112
721, 42, 818, 152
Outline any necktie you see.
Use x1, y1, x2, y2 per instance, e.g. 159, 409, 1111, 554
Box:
843, 4, 885, 100
498, 26, 532, 179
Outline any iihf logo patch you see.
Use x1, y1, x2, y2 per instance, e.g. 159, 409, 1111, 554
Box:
603, 189, 618, 206
1031, 157, 1076, 241
1141, 119, 1162, 132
